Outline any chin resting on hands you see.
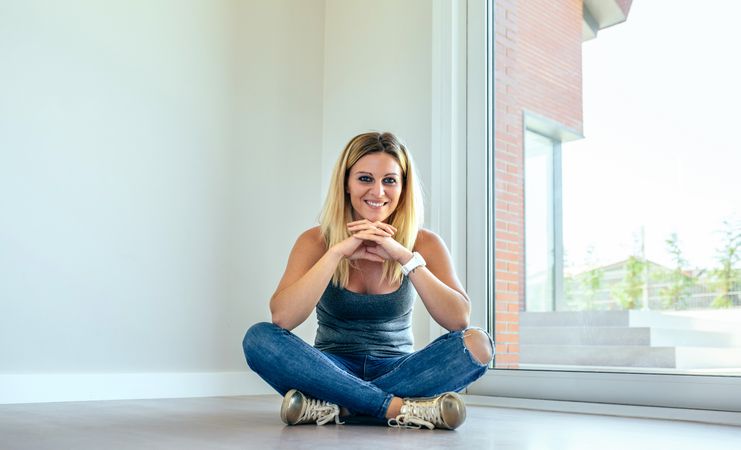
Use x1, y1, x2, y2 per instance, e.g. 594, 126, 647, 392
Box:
345, 220, 412, 264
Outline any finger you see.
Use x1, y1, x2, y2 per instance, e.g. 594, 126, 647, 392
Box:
347, 223, 375, 233
374, 222, 396, 235
347, 219, 370, 228
347, 223, 372, 232
347, 220, 396, 234
348, 222, 390, 234
355, 232, 386, 243
374, 221, 396, 230
354, 229, 392, 239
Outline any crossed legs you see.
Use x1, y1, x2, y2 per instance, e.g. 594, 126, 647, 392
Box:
243, 322, 494, 420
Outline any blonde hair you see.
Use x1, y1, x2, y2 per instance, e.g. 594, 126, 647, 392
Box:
320, 132, 424, 288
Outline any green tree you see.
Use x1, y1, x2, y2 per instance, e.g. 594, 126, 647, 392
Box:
563, 249, 576, 309
612, 255, 645, 310
657, 233, 694, 309
571, 246, 604, 311
710, 219, 741, 308
579, 267, 604, 310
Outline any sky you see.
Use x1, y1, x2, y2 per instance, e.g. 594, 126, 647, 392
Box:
561, 0, 741, 271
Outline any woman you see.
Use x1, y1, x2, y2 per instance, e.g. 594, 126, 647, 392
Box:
242, 131, 493, 430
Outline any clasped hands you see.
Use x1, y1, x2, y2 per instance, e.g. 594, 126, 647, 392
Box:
332, 219, 413, 264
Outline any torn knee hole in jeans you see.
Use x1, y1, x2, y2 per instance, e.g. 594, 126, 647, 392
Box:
462, 329, 494, 364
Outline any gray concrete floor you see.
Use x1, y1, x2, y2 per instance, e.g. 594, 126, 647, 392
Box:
1, 395, 741, 449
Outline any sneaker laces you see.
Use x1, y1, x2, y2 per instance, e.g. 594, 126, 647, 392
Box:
298, 397, 344, 425
387, 398, 441, 430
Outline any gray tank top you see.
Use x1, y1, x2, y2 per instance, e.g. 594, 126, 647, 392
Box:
314, 276, 415, 356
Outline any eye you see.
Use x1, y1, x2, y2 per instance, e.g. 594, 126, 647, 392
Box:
383, 177, 398, 185
358, 175, 373, 183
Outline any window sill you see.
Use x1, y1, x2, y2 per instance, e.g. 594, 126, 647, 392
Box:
466, 368, 741, 420
462, 394, 741, 427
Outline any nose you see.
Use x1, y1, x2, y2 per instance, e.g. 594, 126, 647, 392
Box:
373, 181, 385, 197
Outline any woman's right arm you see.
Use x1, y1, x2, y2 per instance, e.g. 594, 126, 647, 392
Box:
269, 227, 342, 330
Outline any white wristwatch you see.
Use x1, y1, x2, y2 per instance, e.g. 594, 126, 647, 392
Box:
401, 251, 426, 276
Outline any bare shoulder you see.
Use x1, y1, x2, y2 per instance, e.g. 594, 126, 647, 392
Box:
295, 226, 327, 254
414, 228, 448, 253
298, 226, 325, 245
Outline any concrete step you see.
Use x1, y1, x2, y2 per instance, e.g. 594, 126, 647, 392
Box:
521, 326, 741, 346
650, 328, 741, 346
520, 344, 741, 369
628, 310, 740, 333
521, 326, 651, 345
521, 310, 741, 333
520, 344, 676, 368
521, 311, 630, 327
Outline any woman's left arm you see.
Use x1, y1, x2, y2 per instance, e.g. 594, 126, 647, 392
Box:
348, 220, 471, 331
350, 223, 471, 331
404, 230, 470, 331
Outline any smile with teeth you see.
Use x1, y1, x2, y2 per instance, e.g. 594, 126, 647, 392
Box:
365, 200, 387, 208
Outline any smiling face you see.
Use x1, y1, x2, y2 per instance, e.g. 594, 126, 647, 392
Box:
346, 152, 403, 222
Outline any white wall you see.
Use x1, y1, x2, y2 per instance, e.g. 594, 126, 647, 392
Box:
228, 0, 326, 349
0, 0, 326, 402
0, 0, 235, 374
0, 0, 436, 402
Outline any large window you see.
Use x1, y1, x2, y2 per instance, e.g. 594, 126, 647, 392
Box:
519, 2, 741, 376
465, 0, 741, 413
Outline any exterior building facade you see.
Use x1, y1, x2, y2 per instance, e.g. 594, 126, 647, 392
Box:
493, 0, 634, 368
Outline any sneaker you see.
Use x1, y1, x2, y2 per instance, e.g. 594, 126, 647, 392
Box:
280, 389, 343, 425
388, 392, 466, 430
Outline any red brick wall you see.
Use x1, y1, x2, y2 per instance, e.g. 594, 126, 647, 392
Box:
493, 0, 584, 368
518, 0, 584, 131
493, 0, 522, 369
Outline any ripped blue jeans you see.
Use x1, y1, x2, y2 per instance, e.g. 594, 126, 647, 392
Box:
242, 322, 493, 420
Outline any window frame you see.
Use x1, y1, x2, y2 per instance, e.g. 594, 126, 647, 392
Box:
450, 0, 741, 414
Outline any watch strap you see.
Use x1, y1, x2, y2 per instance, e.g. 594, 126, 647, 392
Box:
401, 251, 426, 275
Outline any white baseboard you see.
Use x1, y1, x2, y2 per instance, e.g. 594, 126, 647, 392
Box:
0, 371, 274, 405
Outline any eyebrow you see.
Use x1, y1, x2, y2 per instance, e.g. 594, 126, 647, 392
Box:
356, 171, 400, 177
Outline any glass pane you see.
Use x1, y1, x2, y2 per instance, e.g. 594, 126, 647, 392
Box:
525, 132, 554, 312
496, 1, 741, 376
555, 2, 741, 375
